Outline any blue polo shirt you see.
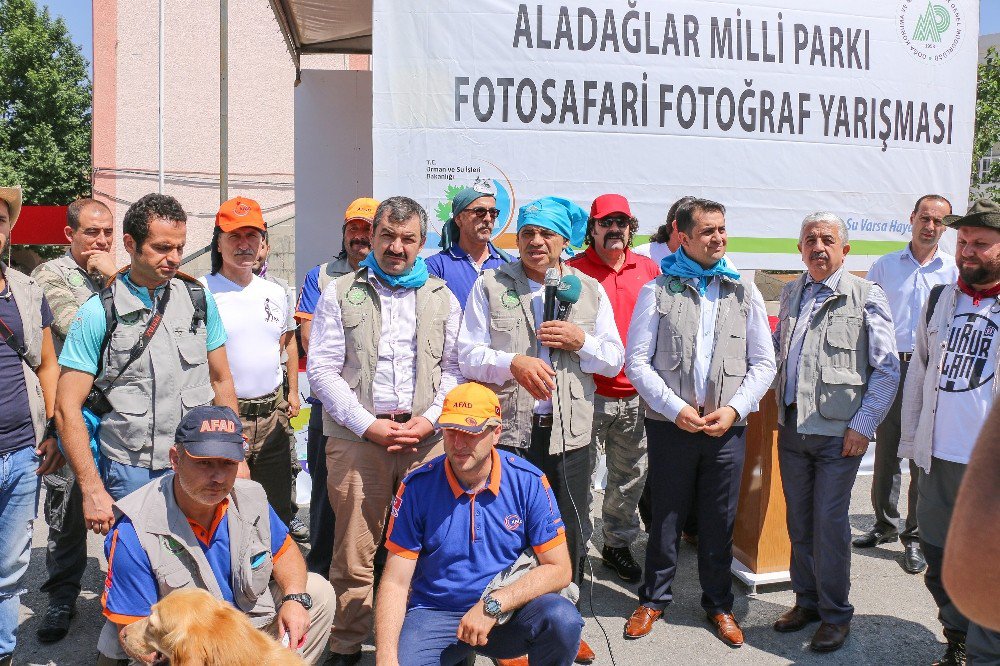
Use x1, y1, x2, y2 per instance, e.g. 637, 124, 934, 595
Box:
385, 448, 566, 612
425, 244, 510, 309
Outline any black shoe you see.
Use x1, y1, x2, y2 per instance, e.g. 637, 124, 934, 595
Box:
933, 630, 967, 666
602, 545, 642, 583
902, 542, 927, 574
36, 603, 76, 643
852, 527, 899, 548
288, 517, 310, 543
325, 651, 362, 666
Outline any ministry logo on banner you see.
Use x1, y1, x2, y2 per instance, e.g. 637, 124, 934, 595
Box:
898, 0, 964, 63
940, 313, 998, 393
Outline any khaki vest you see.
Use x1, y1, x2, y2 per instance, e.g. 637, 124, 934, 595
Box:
4, 265, 47, 444
479, 262, 601, 454
317, 256, 353, 295
114, 475, 276, 627
775, 272, 873, 437
96, 275, 214, 470
321, 268, 451, 443
647, 274, 753, 424
32, 252, 103, 352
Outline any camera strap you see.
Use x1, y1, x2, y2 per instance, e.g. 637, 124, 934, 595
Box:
0, 313, 30, 366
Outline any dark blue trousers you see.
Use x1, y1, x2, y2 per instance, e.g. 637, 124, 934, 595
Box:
397, 593, 582, 666
639, 419, 746, 614
305, 404, 335, 576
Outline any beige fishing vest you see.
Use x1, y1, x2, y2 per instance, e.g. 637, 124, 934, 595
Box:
4, 265, 47, 444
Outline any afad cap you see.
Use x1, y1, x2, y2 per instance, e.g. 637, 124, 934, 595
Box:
216, 196, 266, 233
590, 193, 632, 219
175, 406, 246, 461
345, 197, 379, 223
438, 383, 502, 434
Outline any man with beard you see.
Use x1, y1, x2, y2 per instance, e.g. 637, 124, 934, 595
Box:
771, 212, 899, 653
566, 194, 659, 584
294, 197, 376, 575
427, 182, 511, 309
854, 195, 956, 575
899, 199, 1000, 665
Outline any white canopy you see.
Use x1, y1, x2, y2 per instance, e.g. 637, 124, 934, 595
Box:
268, 0, 372, 63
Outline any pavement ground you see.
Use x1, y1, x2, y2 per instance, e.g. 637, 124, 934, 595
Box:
14, 473, 944, 665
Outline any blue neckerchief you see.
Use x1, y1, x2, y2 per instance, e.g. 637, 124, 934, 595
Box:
360, 253, 429, 289
660, 247, 741, 295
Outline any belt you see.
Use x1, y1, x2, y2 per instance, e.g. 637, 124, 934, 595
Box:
697, 406, 705, 417
237, 389, 280, 418
376, 412, 412, 423
899, 352, 913, 362
532, 413, 553, 429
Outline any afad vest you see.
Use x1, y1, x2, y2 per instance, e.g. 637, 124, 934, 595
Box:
96, 275, 214, 470
479, 262, 601, 455
647, 274, 753, 424
321, 268, 451, 443
5, 265, 47, 444
775, 272, 873, 437
113, 475, 276, 628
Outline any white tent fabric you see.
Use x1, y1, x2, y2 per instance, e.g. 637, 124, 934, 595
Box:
268, 0, 372, 56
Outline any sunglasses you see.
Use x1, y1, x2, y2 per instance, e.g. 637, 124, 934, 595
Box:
466, 207, 501, 219
596, 218, 632, 229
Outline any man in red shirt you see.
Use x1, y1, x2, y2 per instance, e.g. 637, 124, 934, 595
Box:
567, 194, 661, 582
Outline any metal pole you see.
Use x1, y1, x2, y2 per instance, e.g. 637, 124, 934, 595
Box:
220, 0, 229, 203
157, 0, 164, 193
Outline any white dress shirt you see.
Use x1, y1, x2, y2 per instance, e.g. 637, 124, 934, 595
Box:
866, 244, 957, 354
632, 242, 671, 266
458, 273, 625, 414
306, 273, 463, 438
625, 276, 776, 421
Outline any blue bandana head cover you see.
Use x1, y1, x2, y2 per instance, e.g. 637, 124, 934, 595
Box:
516, 197, 587, 249
360, 252, 429, 289
439, 181, 497, 249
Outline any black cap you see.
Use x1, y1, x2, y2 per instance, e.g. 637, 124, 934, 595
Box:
174, 406, 246, 461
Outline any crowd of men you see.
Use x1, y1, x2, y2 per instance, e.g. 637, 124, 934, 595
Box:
0, 180, 999, 665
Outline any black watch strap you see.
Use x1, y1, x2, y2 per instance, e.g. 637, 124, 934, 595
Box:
281, 592, 313, 610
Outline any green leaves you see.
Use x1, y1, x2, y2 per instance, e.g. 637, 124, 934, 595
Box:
973, 47, 1000, 201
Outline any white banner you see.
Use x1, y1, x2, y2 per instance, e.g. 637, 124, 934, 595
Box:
373, 0, 978, 269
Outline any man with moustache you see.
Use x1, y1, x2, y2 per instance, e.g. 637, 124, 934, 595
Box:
459, 197, 625, 665
899, 200, 1000, 665
30, 198, 117, 643
566, 194, 659, 584
294, 197, 376, 575
855, 195, 957, 575
622, 199, 775, 646
427, 182, 511, 309
771, 212, 899, 653
307, 196, 462, 665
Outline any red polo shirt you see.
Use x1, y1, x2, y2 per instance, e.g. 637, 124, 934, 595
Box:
568, 247, 661, 398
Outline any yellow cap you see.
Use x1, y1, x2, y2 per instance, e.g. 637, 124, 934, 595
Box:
438, 383, 502, 433
345, 197, 379, 223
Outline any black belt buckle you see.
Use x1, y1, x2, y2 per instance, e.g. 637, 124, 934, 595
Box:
697, 406, 705, 417
376, 412, 412, 423
899, 352, 913, 362
532, 413, 553, 429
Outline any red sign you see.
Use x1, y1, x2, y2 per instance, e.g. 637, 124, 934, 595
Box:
10, 206, 69, 245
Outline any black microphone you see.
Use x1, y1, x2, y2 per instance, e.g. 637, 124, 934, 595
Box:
542, 267, 560, 323
555, 274, 583, 321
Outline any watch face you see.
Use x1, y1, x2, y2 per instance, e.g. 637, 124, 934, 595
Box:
484, 597, 501, 617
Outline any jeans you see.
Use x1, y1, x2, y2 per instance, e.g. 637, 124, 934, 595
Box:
0, 445, 40, 656
397, 594, 582, 666
99, 458, 170, 502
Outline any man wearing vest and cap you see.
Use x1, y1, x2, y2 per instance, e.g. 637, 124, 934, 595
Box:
102, 406, 334, 665
426, 181, 511, 309
201, 197, 298, 531
307, 196, 462, 665
376, 382, 583, 666
459, 196, 625, 665
621, 198, 775, 646
30, 198, 117, 643
0, 185, 64, 666
295, 196, 377, 575
772, 212, 899, 653
899, 199, 1000, 665
565, 193, 659, 584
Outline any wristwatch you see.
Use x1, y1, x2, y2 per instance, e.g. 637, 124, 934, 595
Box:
483, 593, 502, 618
281, 593, 313, 610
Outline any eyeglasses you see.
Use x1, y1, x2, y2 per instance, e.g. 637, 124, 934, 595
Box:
466, 207, 501, 219
596, 218, 632, 229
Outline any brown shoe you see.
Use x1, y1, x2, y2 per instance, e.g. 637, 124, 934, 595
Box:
495, 658, 529, 666
773, 605, 821, 633
575, 639, 595, 664
624, 605, 663, 639
810, 622, 850, 652
707, 612, 744, 647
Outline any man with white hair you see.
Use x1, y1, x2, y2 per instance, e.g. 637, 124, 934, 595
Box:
771, 212, 899, 653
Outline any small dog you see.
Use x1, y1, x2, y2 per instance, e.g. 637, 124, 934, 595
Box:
120, 588, 305, 665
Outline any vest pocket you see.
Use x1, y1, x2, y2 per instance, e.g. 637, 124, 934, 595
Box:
817, 366, 865, 421
490, 316, 516, 332
159, 564, 194, 595
105, 386, 151, 451
340, 308, 365, 329
235, 540, 273, 611
568, 375, 595, 437
180, 383, 215, 413
721, 356, 748, 401
825, 317, 862, 350
176, 330, 209, 368
341, 364, 363, 389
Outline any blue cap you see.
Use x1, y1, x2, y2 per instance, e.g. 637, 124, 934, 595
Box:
516, 197, 587, 248
174, 406, 246, 461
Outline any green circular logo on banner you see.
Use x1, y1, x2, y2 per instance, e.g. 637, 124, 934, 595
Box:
501, 289, 519, 309
668, 277, 685, 294
68, 272, 85, 287
346, 286, 367, 305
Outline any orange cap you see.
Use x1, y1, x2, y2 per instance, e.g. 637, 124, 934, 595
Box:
438, 383, 503, 434
345, 197, 379, 223
216, 197, 266, 233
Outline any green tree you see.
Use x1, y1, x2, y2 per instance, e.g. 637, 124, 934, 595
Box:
0, 0, 91, 205
973, 47, 1000, 201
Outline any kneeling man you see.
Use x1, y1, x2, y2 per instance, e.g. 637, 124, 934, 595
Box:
100, 406, 334, 665
375, 383, 583, 666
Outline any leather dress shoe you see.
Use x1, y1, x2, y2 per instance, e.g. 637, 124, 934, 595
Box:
707, 612, 744, 647
810, 622, 850, 652
624, 605, 663, 639
902, 542, 927, 574
852, 527, 899, 548
575, 639, 595, 664
773, 605, 821, 633
324, 651, 362, 666
495, 658, 529, 666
